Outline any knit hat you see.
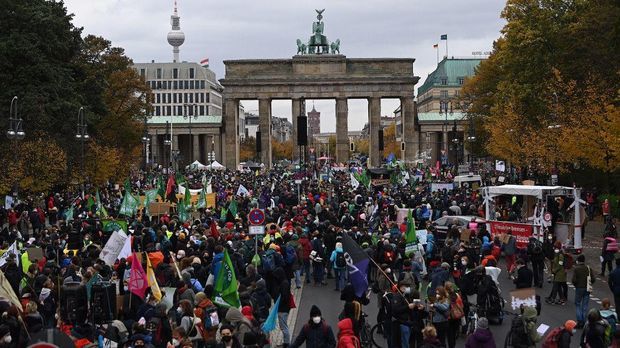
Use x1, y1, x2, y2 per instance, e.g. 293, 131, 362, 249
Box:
477, 317, 489, 330
310, 305, 321, 317
565, 320, 577, 331
441, 262, 450, 269
577, 255, 585, 263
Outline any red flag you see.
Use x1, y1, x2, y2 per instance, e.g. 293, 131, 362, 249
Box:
128, 252, 148, 299
165, 174, 175, 199
210, 221, 220, 240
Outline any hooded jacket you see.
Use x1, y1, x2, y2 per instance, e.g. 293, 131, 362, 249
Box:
225, 307, 253, 345
465, 328, 496, 348
523, 306, 542, 346
336, 318, 359, 348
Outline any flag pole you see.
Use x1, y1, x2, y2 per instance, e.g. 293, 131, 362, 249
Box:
445, 38, 449, 58
436, 45, 439, 64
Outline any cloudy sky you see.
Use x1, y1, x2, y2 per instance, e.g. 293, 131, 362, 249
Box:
63, 0, 505, 132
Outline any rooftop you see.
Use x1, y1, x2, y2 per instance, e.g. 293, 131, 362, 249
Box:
417, 57, 483, 96
146, 115, 222, 125
417, 111, 466, 123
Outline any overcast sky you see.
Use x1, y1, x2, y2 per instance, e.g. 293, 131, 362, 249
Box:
63, 0, 505, 132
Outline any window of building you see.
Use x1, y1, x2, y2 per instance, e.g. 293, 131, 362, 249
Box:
173, 68, 178, 79
155, 106, 160, 116
177, 106, 182, 115
458, 77, 465, 85
184, 93, 188, 103
156, 68, 162, 79
189, 93, 193, 103
140, 69, 146, 78
205, 106, 209, 115
189, 68, 195, 79
440, 90, 448, 98
201, 81, 206, 89
199, 105, 205, 115
167, 106, 171, 115
184, 81, 188, 89
205, 93, 210, 103
156, 94, 161, 104
162, 81, 167, 90
172, 81, 177, 89
189, 80, 194, 89
156, 81, 162, 89
173, 94, 177, 103
200, 93, 204, 103
195, 93, 199, 101
440, 77, 447, 85
454, 90, 460, 97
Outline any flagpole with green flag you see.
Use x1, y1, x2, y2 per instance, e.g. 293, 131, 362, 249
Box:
212, 249, 240, 308
405, 209, 418, 256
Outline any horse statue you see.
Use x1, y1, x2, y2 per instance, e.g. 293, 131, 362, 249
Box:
330, 39, 340, 54
296, 39, 307, 55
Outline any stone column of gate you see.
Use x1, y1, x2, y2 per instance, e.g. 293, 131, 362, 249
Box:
368, 97, 381, 168
193, 134, 200, 163
291, 99, 301, 160
223, 98, 240, 170
400, 96, 418, 165
258, 98, 273, 167
335, 98, 349, 164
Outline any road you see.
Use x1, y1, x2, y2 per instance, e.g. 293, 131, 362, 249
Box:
291, 221, 616, 348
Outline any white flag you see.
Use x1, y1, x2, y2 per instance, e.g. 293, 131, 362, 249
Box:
0, 242, 19, 268
236, 184, 249, 197
99, 231, 128, 266
206, 178, 213, 194
178, 184, 186, 195
350, 173, 360, 189
117, 234, 132, 261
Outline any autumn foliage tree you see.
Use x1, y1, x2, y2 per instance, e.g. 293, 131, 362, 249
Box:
272, 138, 293, 161
382, 123, 400, 160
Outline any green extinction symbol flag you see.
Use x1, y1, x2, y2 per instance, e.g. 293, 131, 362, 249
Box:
405, 209, 418, 256
96, 189, 108, 218
177, 200, 190, 222
102, 220, 128, 234
119, 190, 140, 217
143, 189, 159, 217
196, 188, 206, 209
212, 249, 240, 308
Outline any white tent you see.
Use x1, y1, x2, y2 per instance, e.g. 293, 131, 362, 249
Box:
186, 160, 207, 170
207, 161, 225, 170
486, 184, 572, 199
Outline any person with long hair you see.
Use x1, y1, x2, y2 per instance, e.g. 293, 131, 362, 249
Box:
444, 282, 464, 348
430, 286, 450, 347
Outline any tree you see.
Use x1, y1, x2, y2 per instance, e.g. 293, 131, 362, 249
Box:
355, 138, 369, 156
382, 123, 400, 160
272, 138, 293, 161
81, 142, 124, 187
240, 137, 256, 162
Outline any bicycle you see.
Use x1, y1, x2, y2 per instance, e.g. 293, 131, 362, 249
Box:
357, 312, 385, 348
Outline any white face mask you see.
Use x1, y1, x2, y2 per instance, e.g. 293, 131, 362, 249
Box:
172, 338, 180, 346
312, 316, 321, 324
176, 307, 182, 314
385, 268, 391, 274
554, 249, 560, 253
3, 336, 11, 344
571, 329, 576, 334
461, 260, 467, 266
404, 287, 411, 295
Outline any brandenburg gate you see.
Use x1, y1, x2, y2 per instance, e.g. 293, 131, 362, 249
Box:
220, 10, 420, 169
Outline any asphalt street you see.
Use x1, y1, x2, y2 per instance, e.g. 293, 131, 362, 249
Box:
293, 242, 616, 347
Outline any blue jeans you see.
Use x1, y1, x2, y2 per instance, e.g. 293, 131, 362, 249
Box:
399, 324, 411, 348
294, 269, 302, 288
335, 268, 346, 290
575, 288, 590, 324
278, 312, 290, 344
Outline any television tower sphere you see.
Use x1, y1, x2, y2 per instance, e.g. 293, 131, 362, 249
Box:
167, 31, 185, 47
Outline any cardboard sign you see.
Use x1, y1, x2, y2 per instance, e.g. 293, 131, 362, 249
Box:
148, 202, 171, 215
99, 231, 129, 266
490, 221, 533, 248
26, 247, 44, 262
509, 288, 537, 310
460, 229, 472, 242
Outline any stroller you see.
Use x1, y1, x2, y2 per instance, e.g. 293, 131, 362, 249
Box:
476, 273, 505, 324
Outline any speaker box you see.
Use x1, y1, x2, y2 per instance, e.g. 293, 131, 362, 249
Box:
91, 282, 117, 324
378, 129, 384, 151
60, 283, 87, 324
255, 131, 262, 154
297, 116, 307, 146
67, 232, 82, 250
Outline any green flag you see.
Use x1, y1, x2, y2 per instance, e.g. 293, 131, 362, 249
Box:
175, 173, 186, 186
96, 189, 108, 218
220, 206, 228, 219
119, 191, 140, 217
102, 220, 128, 234
212, 249, 240, 308
196, 188, 206, 209
184, 186, 191, 207
143, 189, 159, 217
228, 199, 238, 217
86, 196, 95, 212
65, 207, 74, 223
177, 200, 189, 222
405, 209, 418, 256
157, 175, 166, 201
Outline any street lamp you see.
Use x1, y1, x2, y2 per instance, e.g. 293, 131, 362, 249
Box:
164, 121, 171, 174
183, 103, 197, 163
7, 96, 25, 196
208, 137, 216, 163
141, 117, 150, 171
75, 107, 89, 197
439, 100, 453, 165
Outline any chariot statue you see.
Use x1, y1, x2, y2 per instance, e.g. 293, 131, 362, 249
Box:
296, 9, 341, 55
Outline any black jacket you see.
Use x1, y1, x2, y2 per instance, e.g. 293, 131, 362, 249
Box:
514, 266, 534, 289
290, 321, 337, 348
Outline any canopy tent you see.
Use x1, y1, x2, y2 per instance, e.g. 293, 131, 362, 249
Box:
186, 160, 207, 170
206, 160, 225, 170
486, 184, 572, 199
243, 161, 262, 170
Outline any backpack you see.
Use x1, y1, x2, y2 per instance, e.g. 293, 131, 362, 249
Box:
449, 295, 464, 320
529, 239, 543, 255
602, 313, 617, 339
261, 250, 276, 272
237, 320, 269, 347
506, 316, 533, 348
563, 253, 573, 270
335, 251, 347, 268
541, 327, 563, 348
285, 245, 298, 265
146, 317, 164, 346
201, 304, 220, 330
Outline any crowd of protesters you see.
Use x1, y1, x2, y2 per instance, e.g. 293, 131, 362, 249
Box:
0, 163, 616, 348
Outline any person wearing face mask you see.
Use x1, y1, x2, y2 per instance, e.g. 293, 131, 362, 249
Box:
391, 280, 416, 348
0, 325, 11, 348
430, 286, 450, 347
545, 241, 568, 305
290, 305, 336, 348
554, 320, 577, 348
215, 324, 242, 348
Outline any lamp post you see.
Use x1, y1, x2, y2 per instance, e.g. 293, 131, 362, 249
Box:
451, 120, 460, 165
75, 107, 89, 197
208, 137, 216, 163
164, 121, 171, 174
183, 103, 197, 163
141, 117, 150, 172
7, 96, 25, 196
439, 99, 453, 165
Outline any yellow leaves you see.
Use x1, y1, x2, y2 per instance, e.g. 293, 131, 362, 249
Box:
382, 123, 400, 159
83, 142, 124, 187
272, 138, 293, 161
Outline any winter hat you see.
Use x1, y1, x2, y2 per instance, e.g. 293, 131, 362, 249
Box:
565, 320, 577, 331
577, 255, 585, 263
176, 250, 186, 260
310, 305, 321, 317
441, 262, 451, 269
477, 317, 489, 330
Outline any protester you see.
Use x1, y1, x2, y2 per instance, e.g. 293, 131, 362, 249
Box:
572, 254, 594, 329
290, 305, 337, 348
608, 257, 620, 320
465, 317, 496, 348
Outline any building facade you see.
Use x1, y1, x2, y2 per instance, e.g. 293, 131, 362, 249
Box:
132, 2, 224, 169
307, 105, 321, 144
413, 57, 483, 165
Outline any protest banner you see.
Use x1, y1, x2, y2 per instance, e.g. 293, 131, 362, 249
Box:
509, 288, 537, 310
99, 231, 129, 266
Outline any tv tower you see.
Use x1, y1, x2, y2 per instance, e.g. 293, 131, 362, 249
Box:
167, 0, 185, 62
